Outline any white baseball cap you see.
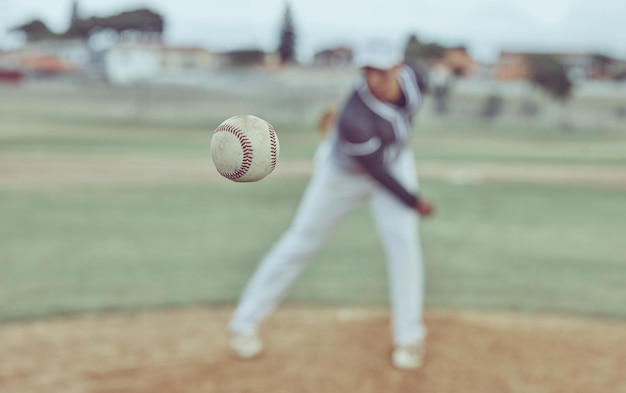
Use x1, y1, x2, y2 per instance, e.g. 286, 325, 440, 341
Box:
353, 40, 404, 70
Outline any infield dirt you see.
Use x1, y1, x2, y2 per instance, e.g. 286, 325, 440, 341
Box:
1, 306, 625, 393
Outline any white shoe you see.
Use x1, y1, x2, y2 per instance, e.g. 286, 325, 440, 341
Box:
230, 333, 264, 359
392, 342, 425, 370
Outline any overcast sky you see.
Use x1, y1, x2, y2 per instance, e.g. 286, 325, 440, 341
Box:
1, 0, 624, 62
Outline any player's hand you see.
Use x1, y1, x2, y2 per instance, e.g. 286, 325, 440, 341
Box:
416, 199, 434, 217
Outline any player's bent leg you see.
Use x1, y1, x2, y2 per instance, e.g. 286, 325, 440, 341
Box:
228, 225, 330, 336
229, 162, 370, 343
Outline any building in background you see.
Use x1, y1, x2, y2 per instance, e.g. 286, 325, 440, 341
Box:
0, 38, 90, 81
493, 51, 620, 82
103, 34, 221, 85
160, 46, 215, 71
104, 41, 162, 85
312, 47, 353, 68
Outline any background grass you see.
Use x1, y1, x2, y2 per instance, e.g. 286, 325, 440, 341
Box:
1, 84, 625, 323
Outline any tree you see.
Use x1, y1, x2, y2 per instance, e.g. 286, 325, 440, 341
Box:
405, 34, 455, 116
525, 55, 573, 101
9, 19, 55, 42
64, 8, 165, 40
404, 34, 422, 61
104, 9, 165, 35
9, 6, 165, 43
63, 17, 93, 40
421, 43, 447, 62
404, 34, 447, 64
277, 2, 297, 65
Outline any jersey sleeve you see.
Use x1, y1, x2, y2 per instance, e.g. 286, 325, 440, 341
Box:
340, 119, 419, 208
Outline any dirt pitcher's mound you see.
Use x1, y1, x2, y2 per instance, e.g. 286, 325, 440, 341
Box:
0, 307, 625, 393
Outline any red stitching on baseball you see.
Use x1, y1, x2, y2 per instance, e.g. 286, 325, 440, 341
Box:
268, 122, 278, 170
214, 124, 253, 180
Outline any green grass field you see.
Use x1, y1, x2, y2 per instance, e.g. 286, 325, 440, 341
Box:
1, 85, 625, 323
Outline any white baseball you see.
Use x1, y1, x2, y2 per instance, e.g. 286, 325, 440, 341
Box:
211, 114, 279, 182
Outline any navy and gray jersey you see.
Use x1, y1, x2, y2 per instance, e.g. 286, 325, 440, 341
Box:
329, 63, 428, 208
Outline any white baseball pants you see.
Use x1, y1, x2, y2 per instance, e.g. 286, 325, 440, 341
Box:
229, 146, 426, 345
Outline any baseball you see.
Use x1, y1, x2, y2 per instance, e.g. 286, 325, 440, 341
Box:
211, 114, 280, 182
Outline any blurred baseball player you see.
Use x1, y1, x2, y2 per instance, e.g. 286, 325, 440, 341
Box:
228, 39, 433, 370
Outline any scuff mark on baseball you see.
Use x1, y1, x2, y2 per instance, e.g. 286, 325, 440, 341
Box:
211, 114, 279, 182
